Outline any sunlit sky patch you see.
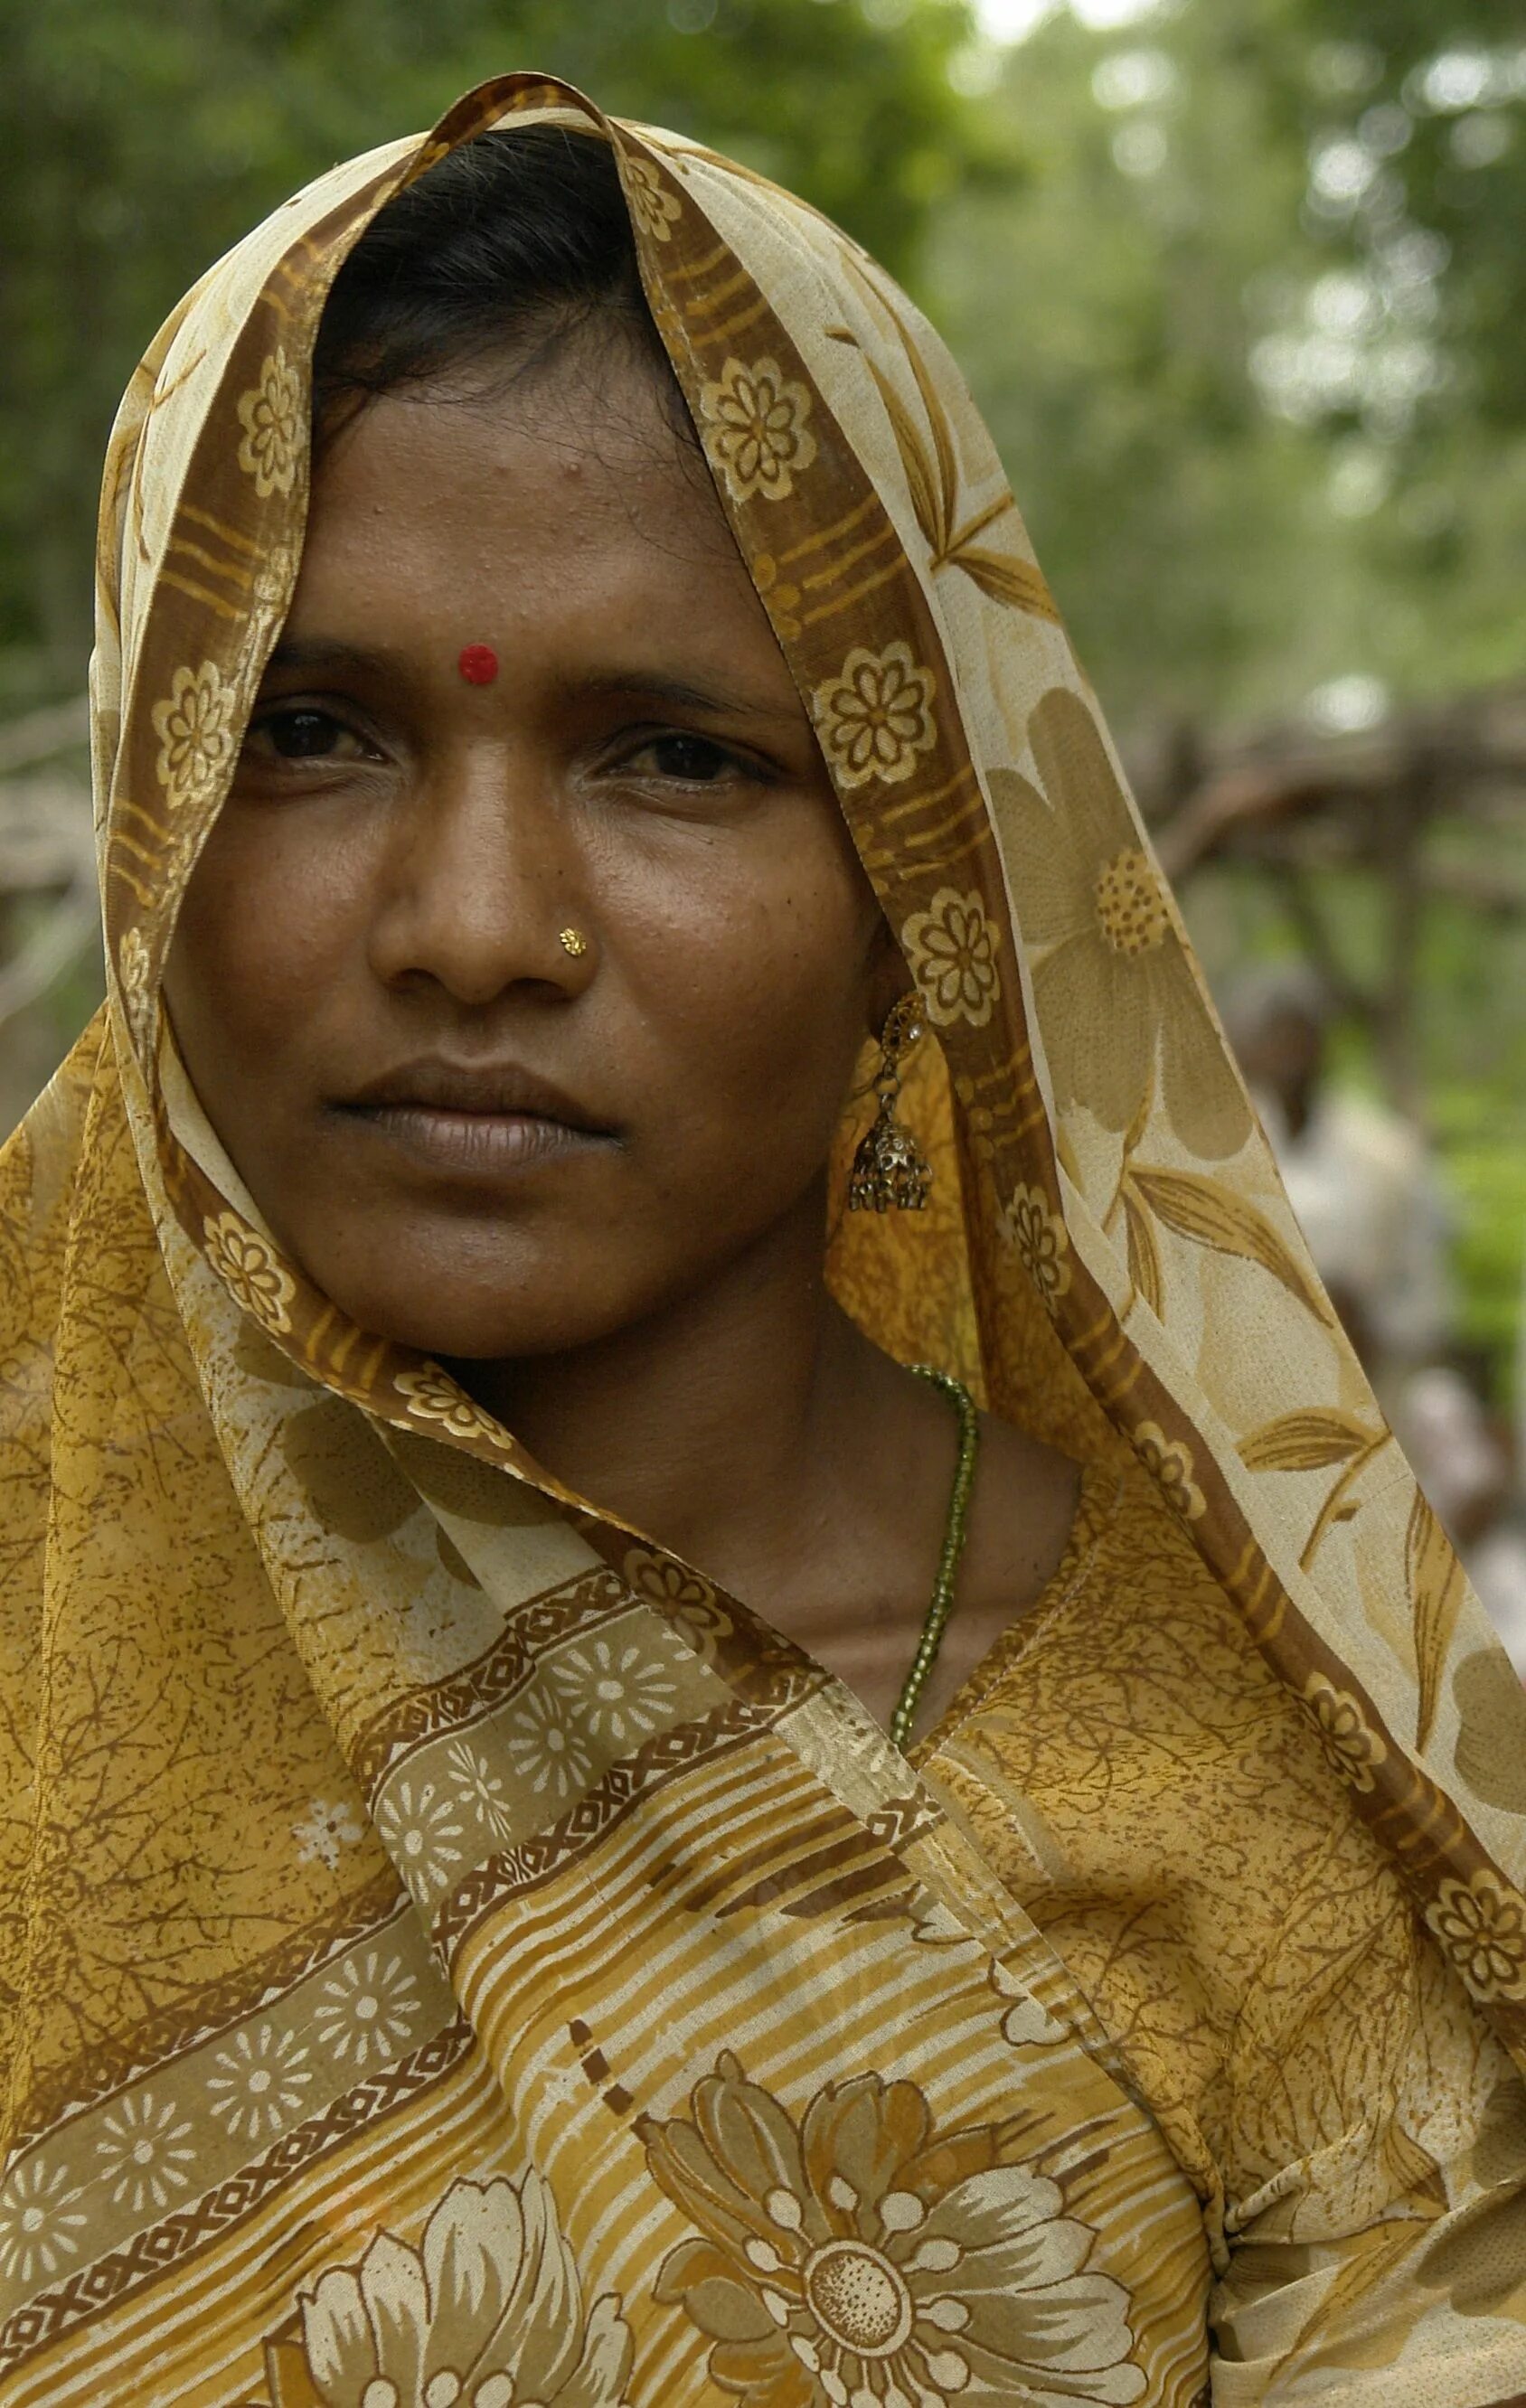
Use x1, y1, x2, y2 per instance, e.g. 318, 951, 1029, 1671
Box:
972, 0, 1170, 42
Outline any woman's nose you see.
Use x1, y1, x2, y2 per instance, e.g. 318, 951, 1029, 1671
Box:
367, 749, 590, 1006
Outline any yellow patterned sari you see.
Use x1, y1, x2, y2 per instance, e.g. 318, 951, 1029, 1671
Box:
5, 74, 1526, 2407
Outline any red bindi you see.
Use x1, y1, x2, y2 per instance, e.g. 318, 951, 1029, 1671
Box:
457, 644, 499, 686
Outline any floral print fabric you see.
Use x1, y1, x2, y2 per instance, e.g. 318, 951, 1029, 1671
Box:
2, 66, 1524, 2408
275, 2171, 634, 2407
645, 2055, 1146, 2407
699, 354, 818, 503
987, 690, 1249, 1160
928, 1455, 1526, 2391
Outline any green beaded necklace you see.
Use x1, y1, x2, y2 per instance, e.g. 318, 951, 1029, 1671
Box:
889, 1364, 981, 1752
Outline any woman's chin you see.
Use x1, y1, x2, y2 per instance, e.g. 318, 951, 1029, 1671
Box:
311, 1260, 640, 1366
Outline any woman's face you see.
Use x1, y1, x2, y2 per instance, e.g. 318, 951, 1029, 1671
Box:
165, 338, 893, 1359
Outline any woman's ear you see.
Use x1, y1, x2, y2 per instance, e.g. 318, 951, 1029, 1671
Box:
864, 913, 914, 1039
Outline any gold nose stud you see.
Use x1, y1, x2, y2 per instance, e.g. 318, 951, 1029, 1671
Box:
559, 927, 589, 959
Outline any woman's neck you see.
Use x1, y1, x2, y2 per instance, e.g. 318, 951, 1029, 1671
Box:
446, 1181, 1083, 1735
443, 1182, 938, 1607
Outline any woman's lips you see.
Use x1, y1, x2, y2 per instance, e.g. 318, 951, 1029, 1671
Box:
332, 1056, 615, 1180
339, 1103, 610, 1178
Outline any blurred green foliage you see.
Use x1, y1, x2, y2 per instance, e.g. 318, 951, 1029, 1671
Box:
936, 0, 1526, 725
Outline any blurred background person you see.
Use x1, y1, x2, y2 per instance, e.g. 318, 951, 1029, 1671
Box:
1227, 960, 1526, 1673
1224, 960, 1453, 1391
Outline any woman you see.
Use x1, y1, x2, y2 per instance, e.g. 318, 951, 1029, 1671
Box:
2, 74, 1524, 2407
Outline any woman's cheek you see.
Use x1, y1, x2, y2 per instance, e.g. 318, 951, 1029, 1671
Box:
643, 841, 859, 1030
203, 821, 373, 1043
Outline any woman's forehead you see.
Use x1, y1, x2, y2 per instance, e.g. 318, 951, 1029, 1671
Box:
308, 356, 737, 567
285, 369, 794, 700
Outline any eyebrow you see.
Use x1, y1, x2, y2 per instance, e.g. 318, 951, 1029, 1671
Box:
572, 671, 795, 727
260, 636, 413, 682
259, 643, 796, 728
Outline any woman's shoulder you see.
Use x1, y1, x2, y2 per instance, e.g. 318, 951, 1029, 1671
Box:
929, 1439, 1329, 1845
923, 1445, 1439, 2187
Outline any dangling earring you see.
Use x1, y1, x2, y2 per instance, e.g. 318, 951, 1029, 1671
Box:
848, 993, 933, 1213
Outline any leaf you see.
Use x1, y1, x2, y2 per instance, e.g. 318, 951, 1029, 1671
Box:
1452, 1646, 1526, 1811
945, 490, 1017, 552
1286, 2224, 1420, 2372
945, 541, 1060, 622
1122, 1188, 1163, 1321
1380, 2121, 1447, 2217
861, 353, 948, 552
1121, 1064, 1156, 1163
1127, 1164, 1333, 1323
1239, 1407, 1381, 1473
895, 319, 961, 552
840, 253, 966, 551
1408, 1486, 1466, 1754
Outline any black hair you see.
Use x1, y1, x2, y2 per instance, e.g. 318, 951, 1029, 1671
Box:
313, 125, 678, 430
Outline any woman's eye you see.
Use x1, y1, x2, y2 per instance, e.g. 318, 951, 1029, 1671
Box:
630, 733, 741, 784
245, 708, 369, 762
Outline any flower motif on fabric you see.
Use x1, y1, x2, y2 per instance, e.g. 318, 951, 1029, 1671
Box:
313, 1949, 422, 2071
1131, 1422, 1205, 1521
987, 689, 1251, 1161
812, 641, 937, 789
446, 1735, 516, 1842
549, 1634, 677, 1751
375, 1775, 467, 1891
626, 154, 683, 242
151, 658, 240, 816
203, 1210, 296, 1335
0, 2156, 87, 2288
623, 1548, 733, 1666
96, 2091, 197, 2217
287, 2170, 633, 2408
504, 1684, 595, 1802
999, 1182, 1071, 1312
902, 888, 1001, 1030
115, 925, 154, 1035
700, 355, 818, 503
1426, 1868, 1526, 2003
644, 2054, 1144, 2408
1301, 1674, 1387, 1794
292, 1795, 365, 1871
207, 2021, 313, 2143
395, 1368, 505, 1445
235, 346, 302, 498
1093, 851, 1170, 961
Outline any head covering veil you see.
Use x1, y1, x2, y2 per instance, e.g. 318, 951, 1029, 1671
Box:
4, 71, 1526, 2406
